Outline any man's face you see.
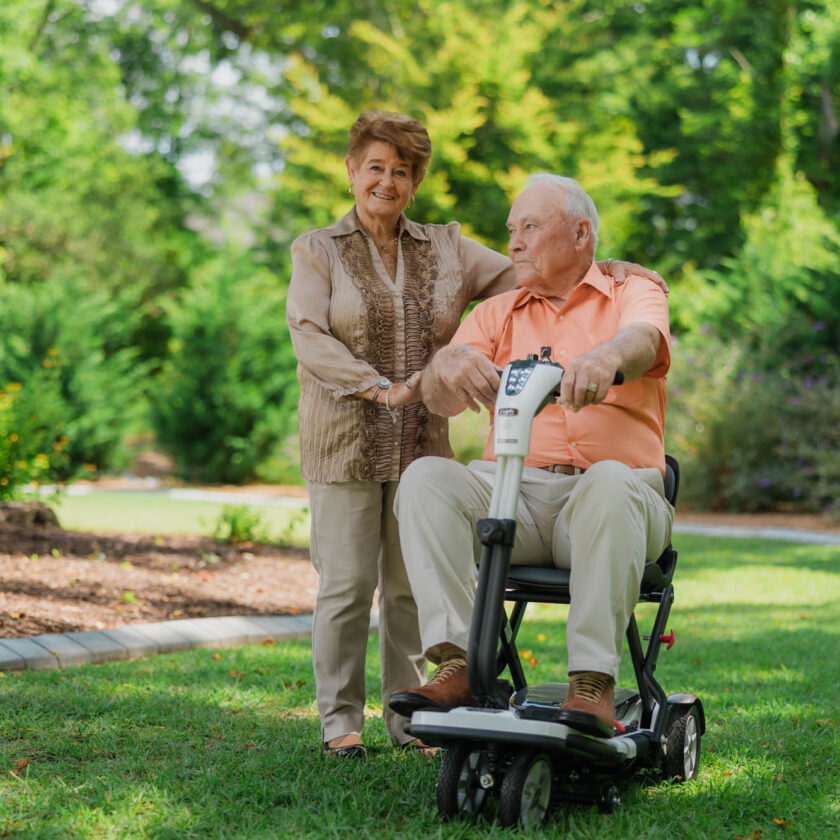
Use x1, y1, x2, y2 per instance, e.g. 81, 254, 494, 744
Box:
506, 184, 592, 298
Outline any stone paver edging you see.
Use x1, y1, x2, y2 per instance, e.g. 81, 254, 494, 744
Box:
0, 615, 316, 672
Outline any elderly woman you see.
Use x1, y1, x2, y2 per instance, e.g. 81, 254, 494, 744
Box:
286, 110, 664, 758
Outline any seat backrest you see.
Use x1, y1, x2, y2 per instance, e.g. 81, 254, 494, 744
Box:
664, 454, 680, 507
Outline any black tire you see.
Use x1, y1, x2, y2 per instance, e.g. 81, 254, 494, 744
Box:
498, 751, 553, 829
663, 705, 702, 781
436, 743, 491, 820
597, 784, 621, 814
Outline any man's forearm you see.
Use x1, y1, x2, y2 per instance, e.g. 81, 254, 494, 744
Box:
598, 322, 661, 382
558, 322, 662, 411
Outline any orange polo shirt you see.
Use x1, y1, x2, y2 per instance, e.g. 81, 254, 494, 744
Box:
451, 263, 671, 472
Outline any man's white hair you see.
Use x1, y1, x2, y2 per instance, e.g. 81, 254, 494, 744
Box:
525, 173, 599, 248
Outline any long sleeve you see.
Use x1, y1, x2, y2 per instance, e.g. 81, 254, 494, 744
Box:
287, 232, 381, 398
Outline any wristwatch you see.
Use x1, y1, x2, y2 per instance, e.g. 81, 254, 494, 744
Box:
371, 377, 392, 403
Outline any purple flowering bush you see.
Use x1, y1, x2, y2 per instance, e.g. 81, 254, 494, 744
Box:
666, 335, 840, 514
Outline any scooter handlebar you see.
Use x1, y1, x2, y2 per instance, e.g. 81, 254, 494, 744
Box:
551, 370, 624, 398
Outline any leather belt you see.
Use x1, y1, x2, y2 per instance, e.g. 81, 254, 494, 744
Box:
540, 464, 586, 476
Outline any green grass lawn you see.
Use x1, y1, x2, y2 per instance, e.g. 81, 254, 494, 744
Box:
46, 492, 311, 547
1, 534, 839, 838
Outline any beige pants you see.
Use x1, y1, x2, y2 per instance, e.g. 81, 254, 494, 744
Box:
394, 458, 673, 680
306, 479, 426, 744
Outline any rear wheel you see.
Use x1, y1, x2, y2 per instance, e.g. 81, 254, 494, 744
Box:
436, 743, 492, 820
663, 705, 702, 781
597, 784, 621, 814
498, 750, 553, 829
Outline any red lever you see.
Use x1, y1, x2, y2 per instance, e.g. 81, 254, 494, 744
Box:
660, 630, 675, 650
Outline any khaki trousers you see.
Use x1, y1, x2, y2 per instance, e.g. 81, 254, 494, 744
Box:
306, 479, 426, 744
394, 458, 673, 680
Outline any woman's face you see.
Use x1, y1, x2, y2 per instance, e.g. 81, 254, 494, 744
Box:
346, 141, 420, 226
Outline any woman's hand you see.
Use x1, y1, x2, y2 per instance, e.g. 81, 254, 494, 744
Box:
356, 373, 424, 409
597, 258, 669, 295
384, 381, 423, 408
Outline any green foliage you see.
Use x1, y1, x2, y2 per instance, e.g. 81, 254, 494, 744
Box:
667, 335, 840, 513
0, 276, 148, 477
0, 379, 70, 498
270, 0, 678, 257
1, 0, 839, 505
672, 162, 840, 365
449, 409, 491, 465
211, 505, 268, 544
0, 0, 200, 362
151, 254, 299, 483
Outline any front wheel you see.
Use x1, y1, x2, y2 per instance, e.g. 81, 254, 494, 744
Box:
498, 750, 553, 829
436, 743, 492, 820
663, 705, 702, 781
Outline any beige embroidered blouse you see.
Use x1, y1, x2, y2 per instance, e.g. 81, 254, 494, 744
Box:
287, 208, 515, 483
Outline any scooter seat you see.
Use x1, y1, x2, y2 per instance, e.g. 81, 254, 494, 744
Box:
506, 555, 675, 598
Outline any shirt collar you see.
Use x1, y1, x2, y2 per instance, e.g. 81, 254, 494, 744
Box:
327, 207, 429, 242
511, 261, 611, 310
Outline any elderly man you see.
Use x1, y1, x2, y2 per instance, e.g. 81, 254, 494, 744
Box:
388, 174, 673, 738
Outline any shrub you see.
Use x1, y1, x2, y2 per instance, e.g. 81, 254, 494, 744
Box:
151, 254, 299, 484
667, 334, 840, 514
212, 505, 268, 544
0, 376, 72, 499
0, 275, 147, 478
671, 165, 840, 369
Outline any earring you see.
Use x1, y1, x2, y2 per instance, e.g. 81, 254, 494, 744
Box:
348, 185, 354, 195
408, 194, 415, 211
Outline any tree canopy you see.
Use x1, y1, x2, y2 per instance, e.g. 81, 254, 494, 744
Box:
1, 0, 839, 503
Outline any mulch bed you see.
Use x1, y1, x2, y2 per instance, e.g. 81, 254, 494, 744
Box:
1, 499, 837, 641
0, 522, 318, 639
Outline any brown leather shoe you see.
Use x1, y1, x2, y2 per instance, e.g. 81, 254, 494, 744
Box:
389, 656, 476, 717
556, 671, 616, 738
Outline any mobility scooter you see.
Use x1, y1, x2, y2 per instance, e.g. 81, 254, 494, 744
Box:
405, 355, 705, 828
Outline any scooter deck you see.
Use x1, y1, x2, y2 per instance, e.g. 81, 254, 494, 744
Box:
407, 707, 640, 768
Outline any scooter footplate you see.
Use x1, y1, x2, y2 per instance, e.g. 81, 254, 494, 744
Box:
407, 707, 638, 767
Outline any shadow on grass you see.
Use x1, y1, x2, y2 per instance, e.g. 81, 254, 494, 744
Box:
0, 642, 449, 839
2, 632, 839, 838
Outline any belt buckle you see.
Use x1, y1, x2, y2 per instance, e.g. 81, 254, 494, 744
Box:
546, 464, 582, 475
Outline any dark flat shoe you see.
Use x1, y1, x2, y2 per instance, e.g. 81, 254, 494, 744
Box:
555, 708, 613, 739
322, 738, 367, 759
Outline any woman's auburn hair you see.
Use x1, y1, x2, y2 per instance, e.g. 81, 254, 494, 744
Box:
347, 111, 432, 181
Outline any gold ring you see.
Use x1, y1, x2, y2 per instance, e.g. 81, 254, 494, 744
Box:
586, 383, 597, 393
